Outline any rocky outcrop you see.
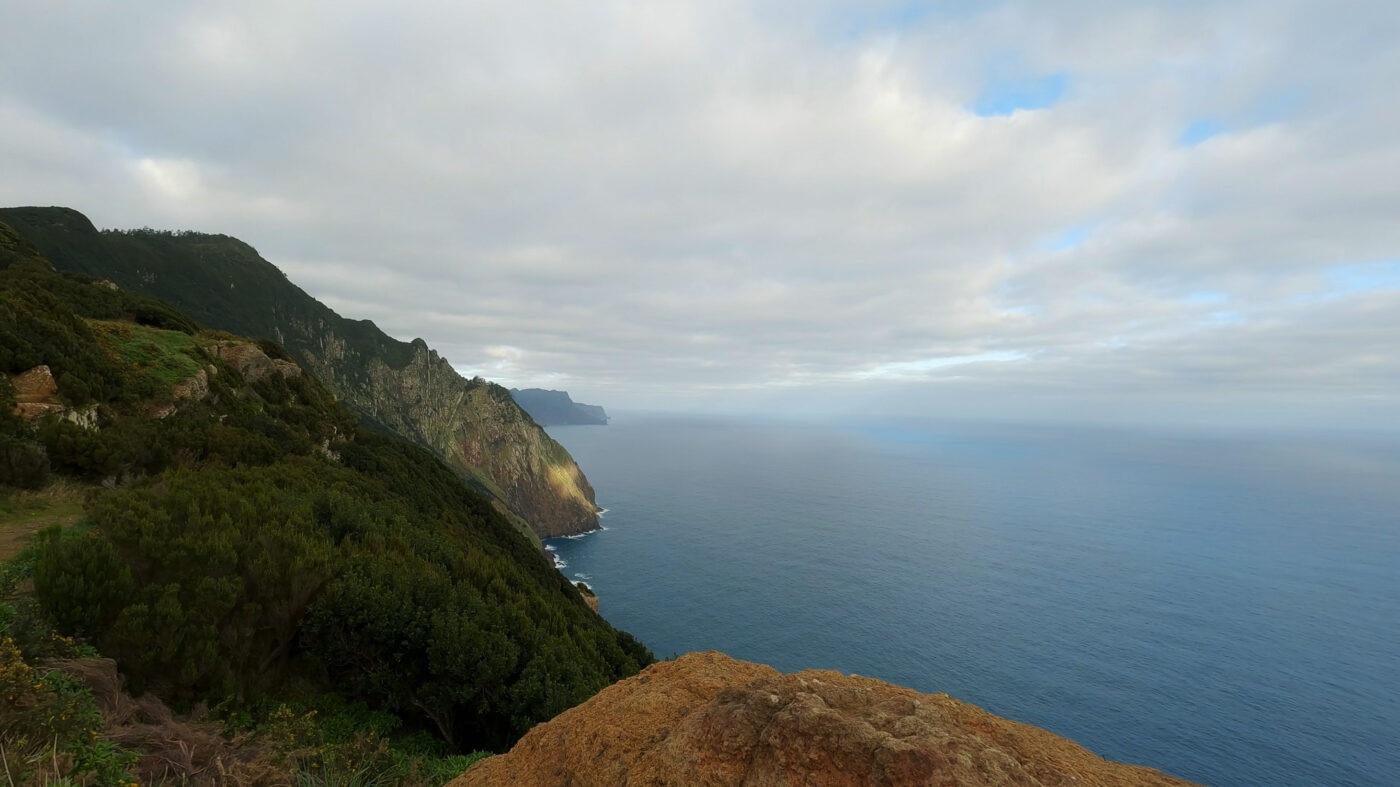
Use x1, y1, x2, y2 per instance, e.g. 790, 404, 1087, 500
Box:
9, 365, 99, 427
61, 405, 100, 429
454, 652, 1198, 787
210, 342, 300, 384
576, 582, 599, 614
11, 364, 63, 418
172, 368, 210, 401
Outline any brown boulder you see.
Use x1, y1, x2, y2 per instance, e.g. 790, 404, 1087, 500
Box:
453, 652, 1198, 787
10, 364, 64, 418
212, 343, 278, 383
212, 343, 302, 383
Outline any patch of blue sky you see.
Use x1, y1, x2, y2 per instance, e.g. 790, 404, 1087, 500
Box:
1206, 310, 1246, 325
1043, 223, 1094, 252
1323, 259, 1400, 297
857, 350, 1028, 379
973, 71, 1068, 116
1180, 90, 1304, 147
1183, 290, 1229, 304
1180, 119, 1222, 146
1248, 87, 1305, 125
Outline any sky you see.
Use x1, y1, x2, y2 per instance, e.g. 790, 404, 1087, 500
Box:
2, 1, 1398, 428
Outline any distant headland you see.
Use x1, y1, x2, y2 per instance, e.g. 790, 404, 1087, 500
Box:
510, 388, 609, 426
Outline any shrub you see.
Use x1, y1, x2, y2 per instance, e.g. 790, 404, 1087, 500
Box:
0, 433, 49, 489
0, 636, 135, 786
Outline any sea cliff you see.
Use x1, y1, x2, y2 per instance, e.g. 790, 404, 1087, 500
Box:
289, 336, 602, 539
509, 387, 610, 426
0, 206, 600, 539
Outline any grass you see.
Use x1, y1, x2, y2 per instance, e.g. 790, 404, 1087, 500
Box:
0, 479, 88, 560
89, 319, 205, 388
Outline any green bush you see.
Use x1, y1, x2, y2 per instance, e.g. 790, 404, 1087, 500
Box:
33, 527, 133, 637
0, 433, 49, 488
34, 457, 651, 750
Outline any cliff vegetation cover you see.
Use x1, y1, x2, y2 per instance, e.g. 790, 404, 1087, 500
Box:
0, 226, 651, 785
0, 207, 602, 541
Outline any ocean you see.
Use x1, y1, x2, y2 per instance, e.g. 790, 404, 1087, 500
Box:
544, 414, 1399, 787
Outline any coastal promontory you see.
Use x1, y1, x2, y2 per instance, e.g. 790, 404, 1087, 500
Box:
510, 387, 610, 426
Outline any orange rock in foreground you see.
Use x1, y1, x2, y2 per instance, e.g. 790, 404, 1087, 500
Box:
453, 651, 1198, 787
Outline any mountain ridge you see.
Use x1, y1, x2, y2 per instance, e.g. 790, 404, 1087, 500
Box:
0, 206, 599, 539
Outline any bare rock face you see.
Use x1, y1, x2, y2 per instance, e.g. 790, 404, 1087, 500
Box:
453, 652, 1199, 787
211, 342, 302, 385
273, 359, 302, 379
172, 368, 209, 401
577, 584, 600, 614
211, 342, 277, 383
11, 364, 64, 418
61, 405, 99, 430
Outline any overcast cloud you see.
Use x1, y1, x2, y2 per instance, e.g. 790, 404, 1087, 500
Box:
2, 1, 1397, 427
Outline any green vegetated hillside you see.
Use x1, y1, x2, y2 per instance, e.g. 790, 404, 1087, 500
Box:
0, 228, 651, 785
0, 207, 600, 541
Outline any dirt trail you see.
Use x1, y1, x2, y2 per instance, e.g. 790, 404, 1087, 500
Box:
0, 486, 86, 559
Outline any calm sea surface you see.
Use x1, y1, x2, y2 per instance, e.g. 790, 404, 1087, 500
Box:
543, 415, 1399, 787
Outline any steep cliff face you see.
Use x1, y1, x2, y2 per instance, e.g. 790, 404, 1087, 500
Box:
454, 651, 1199, 787
324, 344, 600, 539
266, 315, 601, 541
0, 206, 599, 538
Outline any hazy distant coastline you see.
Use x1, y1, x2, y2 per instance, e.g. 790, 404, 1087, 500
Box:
511, 388, 610, 426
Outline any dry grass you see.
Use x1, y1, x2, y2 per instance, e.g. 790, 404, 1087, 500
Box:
0, 479, 90, 560
53, 658, 285, 786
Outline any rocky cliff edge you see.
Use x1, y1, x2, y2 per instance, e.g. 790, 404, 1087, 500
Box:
453, 651, 1198, 787
305, 341, 600, 539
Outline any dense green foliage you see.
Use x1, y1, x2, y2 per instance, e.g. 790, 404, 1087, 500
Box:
0, 208, 419, 378
37, 454, 648, 747
0, 251, 653, 761
0, 248, 201, 417
0, 209, 552, 533
2, 548, 490, 786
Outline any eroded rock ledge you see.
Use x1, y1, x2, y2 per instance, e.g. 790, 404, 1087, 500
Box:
454, 651, 1198, 787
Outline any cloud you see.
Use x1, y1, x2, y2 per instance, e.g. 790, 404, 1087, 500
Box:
0, 1, 1396, 427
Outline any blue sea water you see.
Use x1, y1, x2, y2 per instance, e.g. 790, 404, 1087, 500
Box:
544, 414, 1400, 787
